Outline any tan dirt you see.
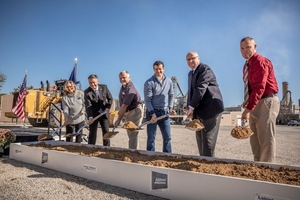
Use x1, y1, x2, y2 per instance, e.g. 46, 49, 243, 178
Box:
231, 126, 254, 139
27, 142, 300, 186
122, 121, 139, 131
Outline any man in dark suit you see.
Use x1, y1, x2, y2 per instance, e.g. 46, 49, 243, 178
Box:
186, 51, 224, 157
84, 74, 113, 146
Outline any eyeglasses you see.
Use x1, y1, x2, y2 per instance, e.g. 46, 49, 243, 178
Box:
66, 85, 73, 88
186, 56, 198, 61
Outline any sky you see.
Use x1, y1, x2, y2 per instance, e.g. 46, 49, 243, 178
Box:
0, 0, 299, 107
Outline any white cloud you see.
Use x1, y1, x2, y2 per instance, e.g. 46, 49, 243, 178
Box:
239, 2, 297, 80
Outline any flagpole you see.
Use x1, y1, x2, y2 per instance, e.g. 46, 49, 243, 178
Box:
69, 57, 78, 84
74, 57, 77, 84
23, 70, 28, 128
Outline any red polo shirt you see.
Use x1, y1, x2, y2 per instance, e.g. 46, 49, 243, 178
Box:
244, 53, 279, 110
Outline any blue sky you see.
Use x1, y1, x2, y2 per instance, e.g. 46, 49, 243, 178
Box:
0, 0, 299, 107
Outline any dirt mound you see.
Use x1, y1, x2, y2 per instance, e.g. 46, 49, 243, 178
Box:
27, 142, 300, 186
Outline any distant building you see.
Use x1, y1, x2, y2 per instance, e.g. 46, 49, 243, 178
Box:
220, 108, 243, 126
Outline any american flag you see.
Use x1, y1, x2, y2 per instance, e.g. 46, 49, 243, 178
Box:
12, 74, 27, 121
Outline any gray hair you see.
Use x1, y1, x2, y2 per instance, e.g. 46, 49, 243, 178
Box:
119, 71, 130, 78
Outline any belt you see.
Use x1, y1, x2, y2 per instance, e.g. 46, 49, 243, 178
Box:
126, 104, 142, 112
154, 108, 167, 111
126, 107, 137, 112
261, 93, 277, 99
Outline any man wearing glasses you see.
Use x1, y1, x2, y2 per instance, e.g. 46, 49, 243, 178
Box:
186, 51, 224, 157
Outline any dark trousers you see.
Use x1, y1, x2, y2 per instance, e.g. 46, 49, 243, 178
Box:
88, 116, 110, 146
65, 121, 85, 143
195, 113, 222, 157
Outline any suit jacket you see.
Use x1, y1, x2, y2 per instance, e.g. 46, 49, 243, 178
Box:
188, 63, 224, 120
84, 84, 113, 119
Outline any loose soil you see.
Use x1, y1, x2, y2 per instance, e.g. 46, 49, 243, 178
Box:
27, 142, 300, 186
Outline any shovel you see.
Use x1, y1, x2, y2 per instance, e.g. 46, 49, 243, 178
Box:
65, 111, 107, 139
139, 114, 169, 129
185, 119, 205, 131
64, 122, 88, 139
103, 125, 119, 140
123, 114, 169, 131
38, 125, 64, 141
87, 111, 107, 125
38, 133, 55, 141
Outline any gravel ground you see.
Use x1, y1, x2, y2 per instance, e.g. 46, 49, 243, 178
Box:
0, 124, 299, 200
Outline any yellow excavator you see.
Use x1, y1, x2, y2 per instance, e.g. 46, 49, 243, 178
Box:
6, 80, 119, 129
5, 58, 119, 128
5, 79, 67, 127
7, 79, 118, 128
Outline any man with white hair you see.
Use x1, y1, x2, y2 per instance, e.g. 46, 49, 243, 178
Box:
186, 51, 224, 157
114, 71, 143, 149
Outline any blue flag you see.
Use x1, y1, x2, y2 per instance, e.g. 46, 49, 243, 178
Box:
69, 65, 77, 83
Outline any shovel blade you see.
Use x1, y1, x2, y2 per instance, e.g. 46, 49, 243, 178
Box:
65, 133, 80, 138
38, 134, 54, 141
103, 131, 119, 140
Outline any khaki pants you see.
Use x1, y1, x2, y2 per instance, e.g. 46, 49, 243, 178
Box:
249, 96, 280, 163
124, 105, 144, 149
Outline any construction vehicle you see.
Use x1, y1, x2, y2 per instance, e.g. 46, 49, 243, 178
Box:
5, 58, 79, 127
5, 79, 67, 127
6, 81, 118, 128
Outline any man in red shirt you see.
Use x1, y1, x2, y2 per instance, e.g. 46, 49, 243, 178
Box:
240, 37, 280, 163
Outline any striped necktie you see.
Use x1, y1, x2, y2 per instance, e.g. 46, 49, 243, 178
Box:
94, 89, 100, 98
242, 61, 249, 108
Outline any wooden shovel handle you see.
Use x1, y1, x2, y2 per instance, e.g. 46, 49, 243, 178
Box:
87, 112, 107, 125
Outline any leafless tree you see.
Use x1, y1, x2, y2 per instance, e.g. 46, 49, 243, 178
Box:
0, 72, 7, 92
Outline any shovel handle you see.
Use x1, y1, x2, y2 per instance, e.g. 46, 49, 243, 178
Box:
87, 111, 107, 125
138, 114, 168, 129
51, 125, 64, 136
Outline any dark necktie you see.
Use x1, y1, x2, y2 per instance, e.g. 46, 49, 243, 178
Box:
242, 61, 249, 107
187, 70, 193, 105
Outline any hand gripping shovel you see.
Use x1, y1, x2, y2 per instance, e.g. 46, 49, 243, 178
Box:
65, 111, 107, 139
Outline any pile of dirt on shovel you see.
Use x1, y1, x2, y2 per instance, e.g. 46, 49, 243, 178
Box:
26, 142, 300, 186
122, 121, 138, 130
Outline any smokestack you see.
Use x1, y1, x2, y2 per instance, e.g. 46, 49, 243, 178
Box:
40, 81, 44, 91
282, 82, 288, 103
46, 80, 50, 92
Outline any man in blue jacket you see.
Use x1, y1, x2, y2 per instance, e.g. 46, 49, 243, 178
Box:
144, 61, 176, 153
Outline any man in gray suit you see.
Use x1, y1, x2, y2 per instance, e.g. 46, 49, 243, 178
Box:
84, 74, 113, 146
186, 51, 224, 157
